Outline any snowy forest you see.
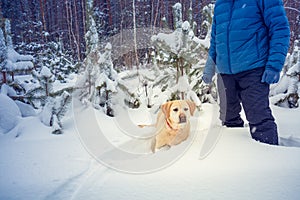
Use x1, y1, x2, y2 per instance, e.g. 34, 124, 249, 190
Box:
1, 1, 300, 199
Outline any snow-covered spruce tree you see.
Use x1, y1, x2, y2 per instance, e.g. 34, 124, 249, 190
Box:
200, 3, 214, 47
38, 41, 77, 83
32, 66, 54, 99
4, 19, 13, 49
0, 20, 35, 102
270, 40, 300, 108
1, 20, 71, 134
117, 68, 154, 109
94, 43, 118, 116
78, 10, 100, 100
188, 3, 217, 104
151, 2, 211, 106
16, 36, 78, 83
79, 15, 99, 100
0, 28, 7, 82
80, 35, 118, 116
81, 2, 119, 116
1, 20, 34, 84
29, 66, 72, 134
40, 90, 71, 134
172, 3, 183, 30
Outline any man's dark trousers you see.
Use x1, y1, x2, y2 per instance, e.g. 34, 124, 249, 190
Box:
217, 67, 278, 145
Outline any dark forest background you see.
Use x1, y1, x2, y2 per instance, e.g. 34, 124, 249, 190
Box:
0, 0, 299, 63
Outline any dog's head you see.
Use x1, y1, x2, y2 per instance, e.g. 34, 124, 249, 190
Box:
161, 100, 196, 129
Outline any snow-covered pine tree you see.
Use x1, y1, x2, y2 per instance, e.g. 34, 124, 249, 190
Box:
40, 91, 71, 134
29, 66, 72, 134
85, 15, 99, 57
79, 2, 100, 99
79, 13, 101, 102
33, 66, 54, 98
151, 2, 209, 105
80, 18, 118, 116
189, 3, 217, 104
200, 3, 214, 48
270, 40, 300, 108
80, 1, 120, 116
4, 19, 13, 49
1, 20, 34, 83
94, 42, 118, 116
0, 28, 7, 83
38, 41, 77, 83
14, 27, 77, 84
0, 20, 72, 135
172, 3, 183, 30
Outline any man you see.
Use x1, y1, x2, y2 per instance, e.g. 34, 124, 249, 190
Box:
202, 0, 290, 145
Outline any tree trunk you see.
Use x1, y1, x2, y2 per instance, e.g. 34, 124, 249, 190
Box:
65, 0, 72, 55
132, 0, 139, 69
106, 0, 113, 28
2, 71, 6, 84
81, 0, 86, 46
153, 0, 160, 32
40, 0, 47, 42
46, 80, 49, 96
73, 0, 81, 61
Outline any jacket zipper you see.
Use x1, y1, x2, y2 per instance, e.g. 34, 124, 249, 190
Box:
227, 1, 235, 74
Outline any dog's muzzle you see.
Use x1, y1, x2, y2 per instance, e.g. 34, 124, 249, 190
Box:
179, 114, 187, 123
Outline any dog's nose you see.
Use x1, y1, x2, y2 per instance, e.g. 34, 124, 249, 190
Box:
179, 113, 187, 123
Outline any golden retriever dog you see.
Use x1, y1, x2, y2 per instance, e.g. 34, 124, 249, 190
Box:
139, 100, 196, 153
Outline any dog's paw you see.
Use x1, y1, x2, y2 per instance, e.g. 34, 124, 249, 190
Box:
153, 145, 171, 153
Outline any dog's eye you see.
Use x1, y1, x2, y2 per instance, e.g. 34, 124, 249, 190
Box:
184, 108, 189, 111
173, 108, 179, 112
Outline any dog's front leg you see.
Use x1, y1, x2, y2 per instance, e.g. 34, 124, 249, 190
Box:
151, 137, 156, 153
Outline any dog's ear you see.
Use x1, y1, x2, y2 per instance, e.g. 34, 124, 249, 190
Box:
186, 100, 196, 116
161, 101, 172, 118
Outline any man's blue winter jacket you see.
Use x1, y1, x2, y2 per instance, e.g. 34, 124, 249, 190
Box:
207, 0, 290, 75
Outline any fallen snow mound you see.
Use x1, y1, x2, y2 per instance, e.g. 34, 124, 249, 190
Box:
0, 94, 21, 133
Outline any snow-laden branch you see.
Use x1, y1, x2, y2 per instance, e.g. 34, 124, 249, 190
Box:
284, 7, 300, 13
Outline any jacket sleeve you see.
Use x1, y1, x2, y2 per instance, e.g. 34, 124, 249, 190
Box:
208, 14, 217, 63
261, 0, 290, 72
204, 14, 217, 75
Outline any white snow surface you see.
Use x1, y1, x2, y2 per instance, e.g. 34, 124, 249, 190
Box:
15, 100, 37, 117
6, 48, 34, 63
40, 66, 53, 78
182, 21, 190, 31
5, 59, 34, 71
1, 98, 300, 199
176, 75, 191, 92
0, 94, 21, 133
4, 48, 34, 71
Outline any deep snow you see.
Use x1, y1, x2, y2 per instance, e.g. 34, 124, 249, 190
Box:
1, 99, 300, 200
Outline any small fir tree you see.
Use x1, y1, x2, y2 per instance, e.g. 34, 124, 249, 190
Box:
29, 66, 72, 133
94, 43, 118, 116
151, 2, 209, 104
0, 28, 7, 83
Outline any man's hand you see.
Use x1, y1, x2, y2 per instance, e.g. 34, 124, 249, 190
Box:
261, 69, 280, 84
202, 56, 216, 84
202, 72, 214, 84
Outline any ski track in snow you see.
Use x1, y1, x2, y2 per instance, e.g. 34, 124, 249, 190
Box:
44, 160, 110, 200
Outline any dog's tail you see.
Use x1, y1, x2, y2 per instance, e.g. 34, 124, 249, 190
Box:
138, 124, 155, 128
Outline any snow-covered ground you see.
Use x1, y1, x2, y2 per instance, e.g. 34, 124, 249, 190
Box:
1, 99, 300, 200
